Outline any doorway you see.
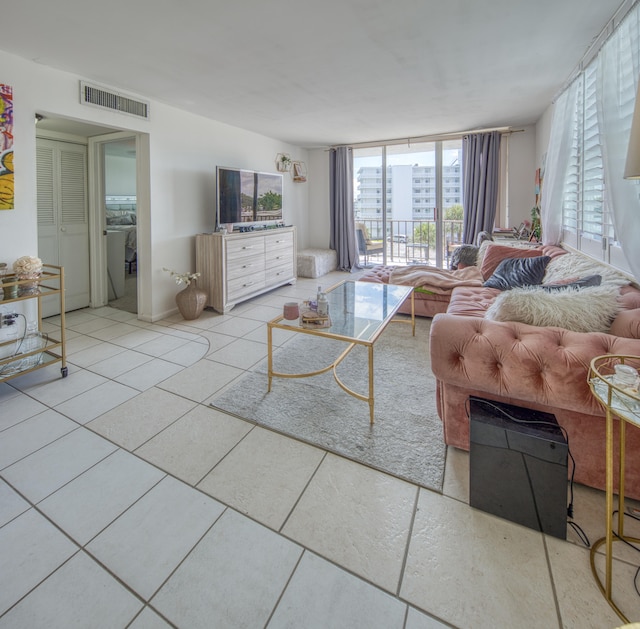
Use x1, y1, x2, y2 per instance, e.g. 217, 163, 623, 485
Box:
36, 117, 147, 317
100, 137, 138, 313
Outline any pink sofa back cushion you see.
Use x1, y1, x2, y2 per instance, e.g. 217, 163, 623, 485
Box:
609, 286, 640, 338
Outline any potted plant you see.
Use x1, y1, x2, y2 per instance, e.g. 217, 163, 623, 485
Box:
276, 153, 292, 172
530, 206, 541, 242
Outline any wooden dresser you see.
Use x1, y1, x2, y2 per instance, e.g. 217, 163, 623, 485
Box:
196, 226, 296, 313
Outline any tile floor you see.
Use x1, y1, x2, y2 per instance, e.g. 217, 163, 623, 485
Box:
1, 271, 640, 628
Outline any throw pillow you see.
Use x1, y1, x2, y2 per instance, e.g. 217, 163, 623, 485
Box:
480, 243, 544, 280
485, 285, 621, 333
541, 274, 602, 291
450, 245, 479, 270
106, 215, 134, 225
483, 256, 551, 291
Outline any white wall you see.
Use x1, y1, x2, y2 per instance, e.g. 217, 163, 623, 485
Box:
0, 49, 309, 321
105, 155, 136, 196
306, 148, 332, 249
506, 125, 537, 229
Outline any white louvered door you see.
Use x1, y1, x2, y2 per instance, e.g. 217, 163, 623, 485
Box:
37, 138, 90, 314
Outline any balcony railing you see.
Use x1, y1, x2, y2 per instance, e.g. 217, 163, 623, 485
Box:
357, 219, 464, 267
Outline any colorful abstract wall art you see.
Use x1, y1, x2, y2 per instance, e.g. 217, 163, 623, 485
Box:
0, 84, 14, 210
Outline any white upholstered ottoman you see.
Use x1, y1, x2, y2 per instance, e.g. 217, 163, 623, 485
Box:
297, 248, 338, 278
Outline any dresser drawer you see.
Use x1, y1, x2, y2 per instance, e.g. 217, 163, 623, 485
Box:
227, 254, 264, 281
266, 261, 294, 285
266, 248, 292, 270
266, 231, 293, 254
226, 235, 265, 260
227, 273, 266, 302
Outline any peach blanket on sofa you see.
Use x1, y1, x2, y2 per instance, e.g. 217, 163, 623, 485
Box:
389, 265, 484, 295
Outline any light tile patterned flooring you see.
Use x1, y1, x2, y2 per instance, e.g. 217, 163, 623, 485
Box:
1, 271, 640, 628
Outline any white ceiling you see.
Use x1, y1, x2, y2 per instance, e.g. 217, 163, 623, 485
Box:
4, 0, 624, 147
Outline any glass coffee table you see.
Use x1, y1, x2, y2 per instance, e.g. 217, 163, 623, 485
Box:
267, 280, 415, 423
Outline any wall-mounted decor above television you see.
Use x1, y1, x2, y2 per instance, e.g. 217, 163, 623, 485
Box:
216, 166, 283, 229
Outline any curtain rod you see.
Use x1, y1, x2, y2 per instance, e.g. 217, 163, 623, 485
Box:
327, 127, 524, 151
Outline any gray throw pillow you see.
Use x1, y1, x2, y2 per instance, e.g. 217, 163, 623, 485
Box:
483, 255, 551, 290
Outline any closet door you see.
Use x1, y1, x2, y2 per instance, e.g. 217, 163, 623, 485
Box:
37, 139, 90, 314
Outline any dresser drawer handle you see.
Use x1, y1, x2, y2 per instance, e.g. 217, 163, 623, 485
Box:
241, 246, 254, 250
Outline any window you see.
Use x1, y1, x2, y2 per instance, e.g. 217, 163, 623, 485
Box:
353, 140, 462, 267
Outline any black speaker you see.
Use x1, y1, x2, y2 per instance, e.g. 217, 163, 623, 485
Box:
469, 397, 568, 539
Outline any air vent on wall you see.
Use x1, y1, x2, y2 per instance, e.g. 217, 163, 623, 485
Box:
80, 81, 150, 120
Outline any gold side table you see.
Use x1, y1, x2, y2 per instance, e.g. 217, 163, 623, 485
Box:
588, 354, 640, 623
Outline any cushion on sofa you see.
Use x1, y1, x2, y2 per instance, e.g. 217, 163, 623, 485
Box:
446, 286, 502, 317
485, 284, 620, 332
483, 256, 551, 290
609, 309, 640, 339
450, 245, 479, 270
480, 243, 544, 280
541, 274, 602, 291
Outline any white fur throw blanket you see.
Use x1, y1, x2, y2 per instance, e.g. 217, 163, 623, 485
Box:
485, 285, 621, 333
543, 252, 634, 288
389, 265, 484, 295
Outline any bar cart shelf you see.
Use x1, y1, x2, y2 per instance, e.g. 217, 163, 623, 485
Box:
588, 354, 640, 623
0, 264, 67, 382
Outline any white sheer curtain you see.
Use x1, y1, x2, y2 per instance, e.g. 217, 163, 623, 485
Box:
540, 80, 579, 246
597, 5, 640, 281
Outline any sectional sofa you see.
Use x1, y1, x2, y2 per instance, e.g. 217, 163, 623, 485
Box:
363, 242, 640, 498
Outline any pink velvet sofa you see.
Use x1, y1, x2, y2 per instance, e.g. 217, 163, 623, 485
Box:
428, 244, 640, 499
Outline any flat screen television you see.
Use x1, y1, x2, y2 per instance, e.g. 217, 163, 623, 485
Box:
216, 166, 283, 229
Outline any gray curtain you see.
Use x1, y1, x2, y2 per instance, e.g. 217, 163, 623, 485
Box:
462, 131, 500, 244
329, 146, 358, 271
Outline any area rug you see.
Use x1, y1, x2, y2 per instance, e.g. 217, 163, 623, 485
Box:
209, 317, 446, 492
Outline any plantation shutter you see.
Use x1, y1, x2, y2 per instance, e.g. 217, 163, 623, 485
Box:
581, 63, 604, 244
36, 144, 55, 226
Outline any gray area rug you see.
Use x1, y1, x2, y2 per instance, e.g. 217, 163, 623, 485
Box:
210, 317, 446, 492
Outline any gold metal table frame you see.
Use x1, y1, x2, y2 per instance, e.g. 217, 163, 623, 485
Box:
267, 280, 415, 424
588, 354, 640, 624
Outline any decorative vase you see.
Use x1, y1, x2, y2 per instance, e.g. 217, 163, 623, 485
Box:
2, 276, 19, 300
175, 282, 207, 320
17, 273, 41, 297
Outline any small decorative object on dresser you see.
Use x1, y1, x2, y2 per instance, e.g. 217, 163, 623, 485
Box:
163, 268, 207, 320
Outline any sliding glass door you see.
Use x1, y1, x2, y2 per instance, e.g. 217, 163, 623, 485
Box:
353, 139, 462, 268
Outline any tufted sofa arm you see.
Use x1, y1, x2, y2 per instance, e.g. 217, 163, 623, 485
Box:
430, 314, 640, 417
